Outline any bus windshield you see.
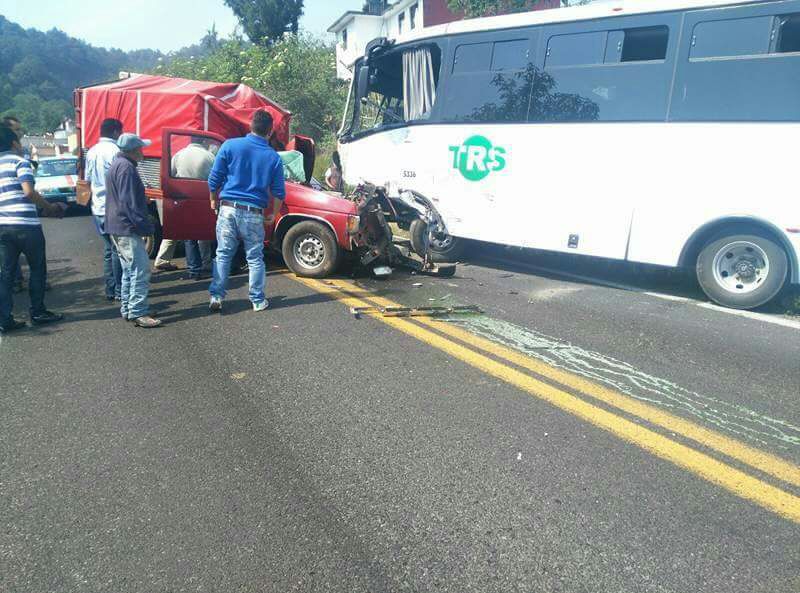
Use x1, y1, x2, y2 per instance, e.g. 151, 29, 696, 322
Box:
347, 43, 442, 138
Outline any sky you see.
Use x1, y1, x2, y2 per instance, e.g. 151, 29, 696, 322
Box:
0, 0, 355, 52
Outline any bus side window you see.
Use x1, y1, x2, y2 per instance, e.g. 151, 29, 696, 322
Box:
545, 31, 605, 68
689, 16, 772, 60
670, 8, 800, 122
776, 14, 800, 53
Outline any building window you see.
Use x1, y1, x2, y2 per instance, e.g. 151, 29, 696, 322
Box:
410, 3, 418, 29
342, 28, 348, 50
398, 12, 406, 34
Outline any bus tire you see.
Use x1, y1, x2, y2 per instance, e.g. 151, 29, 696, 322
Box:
282, 220, 340, 278
696, 232, 788, 310
409, 218, 466, 263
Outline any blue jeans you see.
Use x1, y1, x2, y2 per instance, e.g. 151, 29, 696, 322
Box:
111, 235, 151, 319
184, 240, 212, 275
94, 215, 122, 299
209, 205, 266, 304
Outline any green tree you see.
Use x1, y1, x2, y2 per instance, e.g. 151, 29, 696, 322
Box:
223, 0, 304, 46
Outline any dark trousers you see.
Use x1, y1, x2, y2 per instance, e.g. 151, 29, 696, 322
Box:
0, 225, 47, 323
94, 215, 122, 299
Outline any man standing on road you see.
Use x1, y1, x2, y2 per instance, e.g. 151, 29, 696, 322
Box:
172, 136, 215, 280
207, 110, 285, 312
85, 118, 123, 301
104, 133, 162, 328
0, 126, 64, 334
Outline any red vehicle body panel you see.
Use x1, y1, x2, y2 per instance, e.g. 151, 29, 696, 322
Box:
75, 76, 357, 252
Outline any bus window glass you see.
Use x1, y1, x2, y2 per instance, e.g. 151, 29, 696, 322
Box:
453, 42, 491, 73
443, 35, 535, 123
492, 39, 529, 71
620, 26, 669, 61
545, 31, 605, 68
777, 14, 800, 53
689, 17, 772, 60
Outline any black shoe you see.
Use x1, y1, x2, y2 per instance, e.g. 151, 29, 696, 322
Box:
30, 311, 64, 325
106, 295, 115, 302
0, 319, 26, 333
186, 272, 210, 281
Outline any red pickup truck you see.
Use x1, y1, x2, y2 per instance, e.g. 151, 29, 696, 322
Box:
74, 74, 360, 278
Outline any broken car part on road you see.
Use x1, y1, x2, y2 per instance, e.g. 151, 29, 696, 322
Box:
348, 184, 457, 278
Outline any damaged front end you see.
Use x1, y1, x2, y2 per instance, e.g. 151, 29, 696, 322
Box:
348, 184, 456, 278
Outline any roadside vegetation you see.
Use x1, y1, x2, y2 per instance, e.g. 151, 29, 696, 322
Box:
156, 33, 347, 179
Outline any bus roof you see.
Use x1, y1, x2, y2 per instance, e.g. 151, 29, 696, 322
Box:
393, 0, 772, 45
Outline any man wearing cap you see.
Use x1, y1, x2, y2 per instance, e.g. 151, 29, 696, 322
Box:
104, 133, 162, 328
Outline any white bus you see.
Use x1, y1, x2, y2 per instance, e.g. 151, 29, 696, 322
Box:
337, 0, 800, 310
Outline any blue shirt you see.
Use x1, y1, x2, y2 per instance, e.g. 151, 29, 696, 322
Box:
207, 134, 286, 209
0, 152, 39, 226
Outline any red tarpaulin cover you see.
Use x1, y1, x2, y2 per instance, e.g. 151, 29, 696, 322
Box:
77, 74, 291, 158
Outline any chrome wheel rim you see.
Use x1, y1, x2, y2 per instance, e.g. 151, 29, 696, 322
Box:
294, 234, 326, 270
429, 224, 453, 251
711, 241, 769, 295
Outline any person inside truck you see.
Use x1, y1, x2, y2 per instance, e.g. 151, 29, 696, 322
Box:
171, 136, 216, 281
207, 110, 285, 312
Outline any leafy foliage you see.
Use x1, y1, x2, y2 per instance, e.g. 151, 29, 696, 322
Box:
0, 15, 162, 133
156, 34, 347, 151
223, 0, 304, 47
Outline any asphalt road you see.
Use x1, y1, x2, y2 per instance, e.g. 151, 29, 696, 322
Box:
2, 216, 798, 593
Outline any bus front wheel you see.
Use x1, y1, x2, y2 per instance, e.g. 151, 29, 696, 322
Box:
696, 232, 788, 310
409, 218, 466, 263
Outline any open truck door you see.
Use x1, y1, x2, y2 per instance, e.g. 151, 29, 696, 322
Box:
159, 128, 226, 241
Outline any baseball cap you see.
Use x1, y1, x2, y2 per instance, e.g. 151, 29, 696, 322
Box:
117, 133, 152, 151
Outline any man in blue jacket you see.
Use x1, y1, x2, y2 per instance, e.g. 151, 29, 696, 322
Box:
207, 110, 286, 312
105, 133, 162, 328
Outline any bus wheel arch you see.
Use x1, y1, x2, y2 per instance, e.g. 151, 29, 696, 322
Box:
683, 218, 793, 309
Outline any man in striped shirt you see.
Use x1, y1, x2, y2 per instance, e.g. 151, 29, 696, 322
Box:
0, 126, 64, 333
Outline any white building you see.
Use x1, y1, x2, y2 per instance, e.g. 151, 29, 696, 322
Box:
328, 0, 562, 79
329, 1, 425, 79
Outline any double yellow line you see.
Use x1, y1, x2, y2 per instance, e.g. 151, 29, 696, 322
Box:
293, 275, 800, 523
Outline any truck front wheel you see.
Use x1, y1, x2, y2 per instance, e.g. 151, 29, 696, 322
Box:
696, 232, 788, 309
282, 220, 340, 278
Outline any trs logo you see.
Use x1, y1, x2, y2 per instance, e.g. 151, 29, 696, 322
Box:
449, 135, 507, 182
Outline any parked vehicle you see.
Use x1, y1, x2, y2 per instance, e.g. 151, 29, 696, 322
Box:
74, 74, 365, 278
338, 0, 800, 309
34, 156, 81, 209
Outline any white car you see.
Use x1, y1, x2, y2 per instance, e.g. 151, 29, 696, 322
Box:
34, 156, 80, 207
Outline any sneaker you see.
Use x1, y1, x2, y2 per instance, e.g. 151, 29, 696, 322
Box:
252, 300, 269, 312
0, 319, 26, 334
30, 311, 64, 325
134, 316, 162, 328
209, 297, 223, 312
154, 263, 178, 272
